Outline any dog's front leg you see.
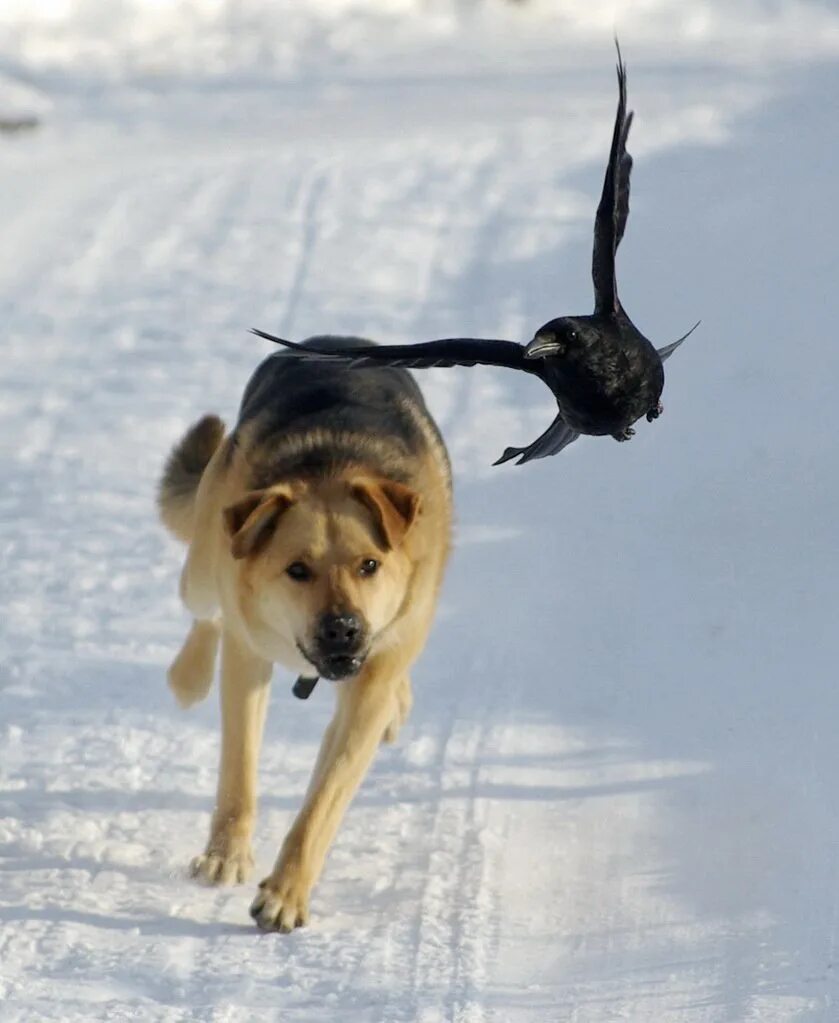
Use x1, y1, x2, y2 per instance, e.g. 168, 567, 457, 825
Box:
250, 664, 398, 931
191, 627, 271, 886
383, 673, 412, 744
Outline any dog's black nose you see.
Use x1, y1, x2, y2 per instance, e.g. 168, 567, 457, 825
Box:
316, 612, 362, 653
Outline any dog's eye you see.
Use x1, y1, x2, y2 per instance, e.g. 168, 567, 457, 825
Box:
286, 561, 312, 582
359, 558, 379, 577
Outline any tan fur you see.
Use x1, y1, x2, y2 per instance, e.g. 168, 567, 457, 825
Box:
158, 396, 451, 931
167, 618, 220, 708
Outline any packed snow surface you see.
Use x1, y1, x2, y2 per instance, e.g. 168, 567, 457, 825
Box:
1, 2, 838, 1020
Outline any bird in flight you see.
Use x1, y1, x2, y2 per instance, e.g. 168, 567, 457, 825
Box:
252, 43, 697, 466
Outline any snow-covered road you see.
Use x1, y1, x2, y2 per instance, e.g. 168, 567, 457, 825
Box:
2, 4, 839, 1019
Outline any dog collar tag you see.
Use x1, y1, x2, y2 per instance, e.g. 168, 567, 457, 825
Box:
292, 675, 319, 700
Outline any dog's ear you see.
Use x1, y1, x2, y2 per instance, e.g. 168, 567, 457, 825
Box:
223, 486, 294, 559
351, 478, 421, 550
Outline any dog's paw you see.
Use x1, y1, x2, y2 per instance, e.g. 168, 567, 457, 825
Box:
249, 871, 311, 933
190, 841, 253, 886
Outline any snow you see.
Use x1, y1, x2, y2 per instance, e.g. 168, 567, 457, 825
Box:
3, 0, 839, 84
1, 2, 838, 1020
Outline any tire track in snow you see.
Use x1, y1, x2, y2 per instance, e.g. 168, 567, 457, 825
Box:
422, 722, 496, 1023
398, 692, 501, 1023
277, 166, 331, 337
51, 164, 232, 310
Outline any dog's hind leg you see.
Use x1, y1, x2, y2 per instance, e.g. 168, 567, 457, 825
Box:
191, 627, 272, 886
167, 618, 220, 708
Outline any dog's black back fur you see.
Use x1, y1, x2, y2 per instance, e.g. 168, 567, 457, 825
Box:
236, 337, 447, 487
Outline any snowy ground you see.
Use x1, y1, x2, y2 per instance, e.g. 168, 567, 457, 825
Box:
2, 3, 839, 1021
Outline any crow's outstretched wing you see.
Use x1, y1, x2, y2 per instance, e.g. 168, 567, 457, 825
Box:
657, 320, 700, 362
592, 42, 634, 317
493, 414, 580, 466
251, 331, 582, 464
251, 328, 532, 373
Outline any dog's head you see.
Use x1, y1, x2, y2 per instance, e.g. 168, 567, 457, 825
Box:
223, 476, 420, 679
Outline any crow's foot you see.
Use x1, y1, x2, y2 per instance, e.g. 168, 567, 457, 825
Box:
646, 401, 663, 423
613, 426, 636, 442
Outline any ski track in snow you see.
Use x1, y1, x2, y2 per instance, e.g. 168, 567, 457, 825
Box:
2, 23, 839, 1023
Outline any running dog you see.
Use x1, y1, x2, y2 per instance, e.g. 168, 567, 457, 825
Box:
157, 338, 452, 931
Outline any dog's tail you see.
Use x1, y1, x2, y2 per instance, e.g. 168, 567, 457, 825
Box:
157, 414, 226, 543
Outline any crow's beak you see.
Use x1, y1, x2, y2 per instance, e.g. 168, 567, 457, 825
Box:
524, 333, 561, 360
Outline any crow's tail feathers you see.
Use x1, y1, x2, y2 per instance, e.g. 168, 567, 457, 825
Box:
658, 320, 700, 362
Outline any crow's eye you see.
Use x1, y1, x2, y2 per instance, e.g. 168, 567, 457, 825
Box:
286, 561, 312, 582
359, 558, 379, 577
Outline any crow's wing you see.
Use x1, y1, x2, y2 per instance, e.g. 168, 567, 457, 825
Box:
657, 320, 700, 362
493, 414, 580, 466
251, 328, 532, 373
592, 42, 634, 317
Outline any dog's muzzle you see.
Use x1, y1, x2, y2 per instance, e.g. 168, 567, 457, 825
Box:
310, 612, 368, 680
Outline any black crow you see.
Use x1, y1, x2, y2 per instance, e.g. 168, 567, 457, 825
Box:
252, 43, 696, 466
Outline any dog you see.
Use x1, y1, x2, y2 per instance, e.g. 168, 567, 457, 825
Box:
157, 337, 452, 931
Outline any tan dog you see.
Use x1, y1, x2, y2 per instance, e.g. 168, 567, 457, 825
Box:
158, 338, 451, 931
